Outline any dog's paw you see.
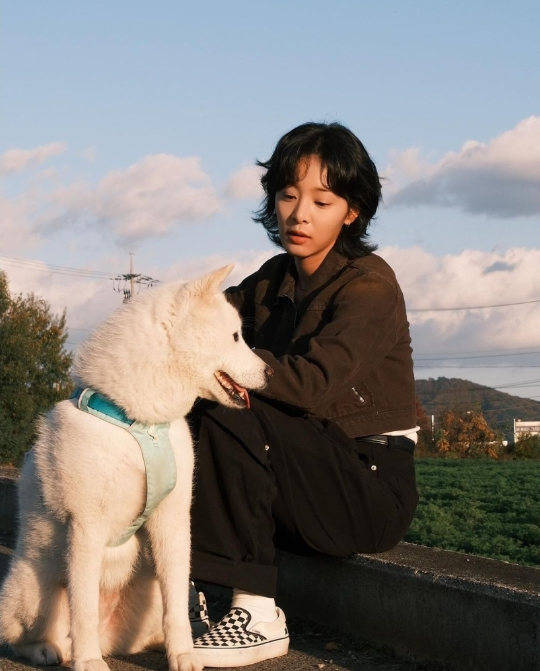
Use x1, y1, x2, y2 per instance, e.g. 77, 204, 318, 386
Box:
25, 642, 61, 666
171, 652, 203, 671
75, 659, 111, 671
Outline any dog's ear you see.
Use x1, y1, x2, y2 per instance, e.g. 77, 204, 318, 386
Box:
186, 264, 235, 298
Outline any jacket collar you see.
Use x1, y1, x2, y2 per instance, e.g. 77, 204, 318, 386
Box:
277, 247, 350, 302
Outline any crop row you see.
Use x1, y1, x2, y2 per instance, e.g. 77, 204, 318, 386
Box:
405, 459, 540, 568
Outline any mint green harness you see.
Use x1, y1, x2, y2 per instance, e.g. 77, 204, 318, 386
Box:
74, 388, 177, 547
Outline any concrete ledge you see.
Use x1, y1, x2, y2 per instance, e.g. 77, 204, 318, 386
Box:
2, 471, 539, 671
276, 545, 540, 671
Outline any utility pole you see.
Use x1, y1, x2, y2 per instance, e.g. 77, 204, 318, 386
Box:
129, 252, 135, 302
112, 253, 159, 303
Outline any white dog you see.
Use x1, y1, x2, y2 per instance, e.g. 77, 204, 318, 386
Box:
0, 265, 271, 671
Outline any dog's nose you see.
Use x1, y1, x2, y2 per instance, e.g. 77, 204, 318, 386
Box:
264, 365, 274, 380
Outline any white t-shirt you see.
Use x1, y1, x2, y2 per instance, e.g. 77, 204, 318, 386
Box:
384, 426, 420, 444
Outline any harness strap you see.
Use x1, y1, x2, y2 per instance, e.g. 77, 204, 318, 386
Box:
74, 388, 177, 547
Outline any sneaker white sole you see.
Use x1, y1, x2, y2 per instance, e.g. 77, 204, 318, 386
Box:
194, 636, 289, 668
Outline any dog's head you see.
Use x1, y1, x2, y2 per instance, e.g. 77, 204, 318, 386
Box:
74, 265, 272, 422
172, 264, 272, 409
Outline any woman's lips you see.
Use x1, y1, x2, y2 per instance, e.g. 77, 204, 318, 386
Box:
286, 231, 309, 244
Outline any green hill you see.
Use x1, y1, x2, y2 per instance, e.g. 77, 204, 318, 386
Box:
415, 377, 540, 437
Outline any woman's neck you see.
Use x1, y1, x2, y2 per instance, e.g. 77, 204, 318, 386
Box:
293, 256, 324, 304
293, 255, 322, 286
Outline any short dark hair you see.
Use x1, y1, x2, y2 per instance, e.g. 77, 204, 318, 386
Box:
253, 121, 382, 258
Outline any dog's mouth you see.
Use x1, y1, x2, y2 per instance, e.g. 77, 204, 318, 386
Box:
215, 371, 250, 408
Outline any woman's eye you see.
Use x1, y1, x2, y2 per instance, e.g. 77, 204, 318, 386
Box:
233, 332, 239, 342
282, 192, 294, 200
316, 201, 330, 207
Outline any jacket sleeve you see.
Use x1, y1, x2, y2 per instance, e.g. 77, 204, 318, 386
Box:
253, 271, 402, 413
224, 285, 245, 314
224, 273, 257, 348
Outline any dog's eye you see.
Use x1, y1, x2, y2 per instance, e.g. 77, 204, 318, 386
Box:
233, 332, 239, 342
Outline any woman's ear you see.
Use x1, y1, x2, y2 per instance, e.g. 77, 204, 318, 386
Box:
344, 208, 359, 225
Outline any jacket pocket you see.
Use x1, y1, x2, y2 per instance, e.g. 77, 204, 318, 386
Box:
350, 382, 374, 408
322, 381, 374, 419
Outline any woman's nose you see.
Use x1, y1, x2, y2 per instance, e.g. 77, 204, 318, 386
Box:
291, 199, 309, 223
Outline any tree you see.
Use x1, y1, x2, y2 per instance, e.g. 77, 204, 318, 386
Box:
511, 433, 540, 460
0, 271, 73, 465
434, 406, 503, 459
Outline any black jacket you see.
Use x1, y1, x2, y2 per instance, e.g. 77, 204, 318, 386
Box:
226, 247, 416, 438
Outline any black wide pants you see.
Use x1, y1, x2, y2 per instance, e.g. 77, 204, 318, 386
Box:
189, 397, 418, 597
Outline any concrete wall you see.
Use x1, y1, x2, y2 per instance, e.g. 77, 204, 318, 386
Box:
1, 471, 539, 671
0, 470, 17, 533
276, 546, 540, 671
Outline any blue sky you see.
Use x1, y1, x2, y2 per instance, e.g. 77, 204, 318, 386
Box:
1, 0, 539, 408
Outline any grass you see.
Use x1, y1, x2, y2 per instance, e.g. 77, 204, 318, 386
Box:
405, 459, 540, 568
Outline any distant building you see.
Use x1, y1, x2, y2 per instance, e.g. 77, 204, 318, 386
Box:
514, 419, 540, 443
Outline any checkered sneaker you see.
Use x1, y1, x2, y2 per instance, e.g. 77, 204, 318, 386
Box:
189, 582, 210, 638
193, 606, 289, 667
196, 608, 265, 647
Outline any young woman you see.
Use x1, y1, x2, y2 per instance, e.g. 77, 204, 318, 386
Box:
189, 122, 418, 667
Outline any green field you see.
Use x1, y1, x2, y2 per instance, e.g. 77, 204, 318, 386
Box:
405, 459, 540, 568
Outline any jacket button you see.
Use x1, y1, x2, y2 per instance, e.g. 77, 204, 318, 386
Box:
370, 464, 377, 471
264, 444, 270, 451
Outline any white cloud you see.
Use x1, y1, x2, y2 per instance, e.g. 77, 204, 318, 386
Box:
4, 245, 538, 400
383, 117, 540, 218
5, 240, 537, 356
7, 245, 537, 357
0, 195, 32, 251
0, 153, 224, 250
379, 246, 540, 358
49, 154, 223, 241
0, 191, 48, 252
2, 249, 278, 353
160, 249, 276, 287
1, 260, 119, 347
0, 142, 66, 175
225, 164, 264, 200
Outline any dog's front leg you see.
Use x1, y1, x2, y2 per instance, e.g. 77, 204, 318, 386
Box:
145, 462, 202, 671
67, 519, 109, 671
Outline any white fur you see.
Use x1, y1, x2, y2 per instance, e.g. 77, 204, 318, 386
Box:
0, 265, 270, 671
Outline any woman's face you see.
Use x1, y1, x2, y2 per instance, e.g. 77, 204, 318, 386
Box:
275, 156, 357, 275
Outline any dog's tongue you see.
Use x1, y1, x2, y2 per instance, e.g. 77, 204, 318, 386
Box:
234, 383, 250, 409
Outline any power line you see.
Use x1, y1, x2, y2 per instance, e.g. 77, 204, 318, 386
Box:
481, 400, 540, 413
415, 365, 540, 368
1, 253, 160, 303
0, 255, 114, 280
419, 399, 540, 413
415, 351, 540, 362
409, 299, 540, 312
498, 380, 540, 389
416, 379, 540, 397
417, 345, 534, 357
2, 254, 539, 312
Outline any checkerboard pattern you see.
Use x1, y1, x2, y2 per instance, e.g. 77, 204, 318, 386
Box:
194, 607, 267, 648
189, 592, 209, 621
189, 586, 210, 636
